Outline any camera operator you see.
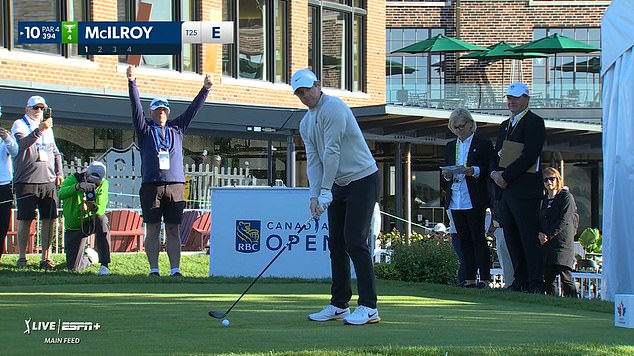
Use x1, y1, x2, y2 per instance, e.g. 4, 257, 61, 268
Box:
58, 161, 111, 274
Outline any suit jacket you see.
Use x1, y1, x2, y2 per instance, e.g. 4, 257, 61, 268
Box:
443, 134, 494, 210
493, 110, 545, 200
538, 190, 577, 267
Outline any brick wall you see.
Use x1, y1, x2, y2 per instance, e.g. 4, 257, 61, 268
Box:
386, 1, 607, 85
0, 0, 386, 109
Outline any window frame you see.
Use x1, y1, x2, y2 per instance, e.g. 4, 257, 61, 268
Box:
222, 0, 289, 83
119, 0, 200, 73
308, 0, 366, 92
3, 0, 91, 58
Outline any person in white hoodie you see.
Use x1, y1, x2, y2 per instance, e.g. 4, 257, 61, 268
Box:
293, 69, 380, 326
0, 104, 19, 263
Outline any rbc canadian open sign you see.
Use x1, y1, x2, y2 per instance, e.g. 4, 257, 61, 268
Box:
209, 187, 337, 279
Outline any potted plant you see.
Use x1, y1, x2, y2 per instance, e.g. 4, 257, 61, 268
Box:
575, 227, 602, 272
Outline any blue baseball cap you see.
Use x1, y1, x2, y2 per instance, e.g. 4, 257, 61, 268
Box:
150, 98, 170, 111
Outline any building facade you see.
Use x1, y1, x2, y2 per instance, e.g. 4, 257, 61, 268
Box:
0, 0, 606, 232
0, 0, 386, 187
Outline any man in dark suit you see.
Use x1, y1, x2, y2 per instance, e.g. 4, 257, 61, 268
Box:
490, 82, 546, 293
443, 108, 494, 288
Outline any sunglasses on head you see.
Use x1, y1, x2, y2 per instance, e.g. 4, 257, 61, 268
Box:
543, 177, 557, 182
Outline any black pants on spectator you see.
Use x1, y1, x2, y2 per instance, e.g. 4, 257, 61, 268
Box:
544, 264, 578, 297
0, 184, 13, 260
452, 208, 490, 282
65, 215, 111, 270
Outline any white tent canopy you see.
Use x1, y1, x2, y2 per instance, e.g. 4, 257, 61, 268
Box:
600, 0, 634, 301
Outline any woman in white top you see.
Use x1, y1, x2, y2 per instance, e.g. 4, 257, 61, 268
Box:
0, 105, 19, 262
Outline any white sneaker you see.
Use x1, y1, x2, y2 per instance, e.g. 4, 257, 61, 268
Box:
308, 305, 350, 321
343, 305, 380, 325
97, 265, 110, 276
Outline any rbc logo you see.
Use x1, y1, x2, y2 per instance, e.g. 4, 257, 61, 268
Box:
235, 220, 260, 253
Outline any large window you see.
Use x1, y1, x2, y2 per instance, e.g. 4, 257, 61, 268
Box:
308, 1, 366, 92
386, 28, 444, 104
532, 28, 600, 104
4, 0, 89, 57
222, 0, 288, 83
117, 0, 199, 72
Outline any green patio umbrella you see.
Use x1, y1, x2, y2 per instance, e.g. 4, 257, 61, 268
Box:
390, 34, 486, 55
553, 57, 601, 99
390, 34, 486, 100
462, 41, 548, 60
386, 59, 416, 75
511, 33, 601, 97
462, 41, 548, 84
554, 56, 600, 73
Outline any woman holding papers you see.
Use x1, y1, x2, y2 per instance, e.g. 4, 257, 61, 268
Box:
442, 108, 493, 288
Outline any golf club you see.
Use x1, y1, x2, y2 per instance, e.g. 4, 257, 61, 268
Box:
208, 215, 317, 319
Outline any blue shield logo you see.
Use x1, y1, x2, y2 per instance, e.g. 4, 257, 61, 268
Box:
235, 220, 260, 253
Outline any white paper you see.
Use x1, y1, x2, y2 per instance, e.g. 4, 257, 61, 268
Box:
440, 165, 465, 174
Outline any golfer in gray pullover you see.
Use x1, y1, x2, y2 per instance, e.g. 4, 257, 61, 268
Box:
293, 69, 380, 326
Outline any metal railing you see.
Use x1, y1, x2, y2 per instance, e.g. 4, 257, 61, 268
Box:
388, 83, 601, 111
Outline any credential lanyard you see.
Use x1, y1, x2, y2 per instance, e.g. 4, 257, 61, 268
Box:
22, 117, 45, 146
152, 123, 171, 152
505, 108, 529, 140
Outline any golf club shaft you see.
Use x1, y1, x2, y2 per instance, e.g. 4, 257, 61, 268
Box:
210, 215, 316, 318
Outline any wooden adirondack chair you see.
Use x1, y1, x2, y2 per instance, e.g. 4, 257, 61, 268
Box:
182, 212, 210, 251
179, 210, 201, 247
4, 210, 37, 254
106, 210, 145, 252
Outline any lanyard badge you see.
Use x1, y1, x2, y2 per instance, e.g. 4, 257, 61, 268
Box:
152, 124, 172, 170
158, 150, 170, 170
37, 143, 48, 162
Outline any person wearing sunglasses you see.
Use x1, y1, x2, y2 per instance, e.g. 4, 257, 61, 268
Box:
127, 66, 212, 277
0, 104, 19, 263
11, 95, 64, 269
538, 167, 579, 297
442, 108, 494, 288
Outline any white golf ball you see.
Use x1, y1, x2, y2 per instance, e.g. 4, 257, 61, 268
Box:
222, 319, 229, 327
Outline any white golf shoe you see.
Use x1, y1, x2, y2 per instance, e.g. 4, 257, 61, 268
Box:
343, 305, 380, 325
97, 265, 110, 276
308, 305, 350, 321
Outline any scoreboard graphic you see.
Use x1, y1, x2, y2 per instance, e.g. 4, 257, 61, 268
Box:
18, 21, 233, 55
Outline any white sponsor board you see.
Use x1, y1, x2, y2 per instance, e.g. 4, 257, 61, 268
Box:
615, 294, 634, 328
209, 187, 332, 278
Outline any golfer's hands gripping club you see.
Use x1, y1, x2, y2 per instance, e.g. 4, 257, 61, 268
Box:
310, 188, 332, 218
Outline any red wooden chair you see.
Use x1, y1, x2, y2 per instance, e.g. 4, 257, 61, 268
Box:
4, 210, 37, 254
183, 212, 210, 251
105, 210, 145, 252
179, 210, 201, 247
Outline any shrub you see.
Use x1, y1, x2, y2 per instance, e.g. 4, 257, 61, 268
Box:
384, 230, 458, 285
374, 262, 399, 280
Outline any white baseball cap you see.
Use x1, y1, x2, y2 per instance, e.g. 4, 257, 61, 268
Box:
27, 95, 47, 108
433, 223, 447, 233
505, 82, 529, 97
291, 69, 318, 92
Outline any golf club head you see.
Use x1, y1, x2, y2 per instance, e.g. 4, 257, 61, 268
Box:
208, 311, 226, 319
